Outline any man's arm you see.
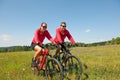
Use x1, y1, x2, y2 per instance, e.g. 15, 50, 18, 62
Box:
66, 30, 75, 44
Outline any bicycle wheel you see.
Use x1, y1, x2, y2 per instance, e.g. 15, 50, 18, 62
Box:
45, 58, 64, 80
63, 55, 82, 80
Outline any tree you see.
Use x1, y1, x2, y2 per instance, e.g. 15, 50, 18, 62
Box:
116, 37, 120, 44
111, 38, 116, 44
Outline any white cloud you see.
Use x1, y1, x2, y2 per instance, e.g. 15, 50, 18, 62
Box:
85, 29, 91, 33
0, 34, 32, 47
0, 34, 14, 47
0, 34, 12, 42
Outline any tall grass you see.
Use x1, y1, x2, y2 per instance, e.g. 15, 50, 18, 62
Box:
0, 45, 120, 80
0, 51, 45, 80
71, 45, 120, 80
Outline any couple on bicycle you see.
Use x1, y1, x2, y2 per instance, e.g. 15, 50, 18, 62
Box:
31, 22, 75, 67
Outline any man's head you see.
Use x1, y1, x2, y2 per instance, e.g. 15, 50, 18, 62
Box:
60, 22, 66, 31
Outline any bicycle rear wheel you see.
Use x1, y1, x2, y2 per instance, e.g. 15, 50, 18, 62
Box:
63, 55, 82, 80
45, 58, 64, 80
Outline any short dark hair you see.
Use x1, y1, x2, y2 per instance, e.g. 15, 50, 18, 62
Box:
41, 22, 47, 26
60, 22, 66, 26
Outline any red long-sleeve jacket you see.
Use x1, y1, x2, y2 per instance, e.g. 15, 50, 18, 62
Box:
32, 29, 54, 44
54, 27, 75, 44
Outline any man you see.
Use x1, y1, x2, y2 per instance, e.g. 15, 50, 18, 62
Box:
54, 22, 75, 55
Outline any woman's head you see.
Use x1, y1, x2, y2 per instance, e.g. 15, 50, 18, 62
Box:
40, 22, 47, 32
60, 22, 66, 31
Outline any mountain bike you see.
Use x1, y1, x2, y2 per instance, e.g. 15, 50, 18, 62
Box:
31, 45, 64, 80
54, 43, 82, 80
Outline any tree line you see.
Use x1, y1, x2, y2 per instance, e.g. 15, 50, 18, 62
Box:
0, 37, 120, 53
0, 46, 32, 53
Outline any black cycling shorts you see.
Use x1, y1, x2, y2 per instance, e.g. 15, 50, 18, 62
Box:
57, 43, 67, 51
31, 42, 37, 50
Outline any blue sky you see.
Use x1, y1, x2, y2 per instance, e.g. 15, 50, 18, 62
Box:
0, 0, 120, 47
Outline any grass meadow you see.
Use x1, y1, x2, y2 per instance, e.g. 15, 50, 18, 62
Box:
0, 45, 120, 80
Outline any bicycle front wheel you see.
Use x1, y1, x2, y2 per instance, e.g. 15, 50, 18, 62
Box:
45, 58, 64, 80
63, 55, 82, 80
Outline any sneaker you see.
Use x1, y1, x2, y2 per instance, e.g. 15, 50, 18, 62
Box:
32, 58, 37, 67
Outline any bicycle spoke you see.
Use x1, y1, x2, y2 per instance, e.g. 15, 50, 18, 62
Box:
45, 58, 64, 80
63, 55, 82, 80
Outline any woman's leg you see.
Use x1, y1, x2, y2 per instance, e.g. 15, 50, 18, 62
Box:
34, 45, 42, 60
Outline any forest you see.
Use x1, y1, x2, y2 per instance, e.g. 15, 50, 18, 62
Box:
0, 37, 120, 53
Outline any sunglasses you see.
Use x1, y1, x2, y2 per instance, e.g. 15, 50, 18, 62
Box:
61, 25, 66, 27
42, 26, 47, 28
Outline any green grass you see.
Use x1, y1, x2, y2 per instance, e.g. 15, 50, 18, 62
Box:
71, 45, 120, 80
0, 45, 120, 80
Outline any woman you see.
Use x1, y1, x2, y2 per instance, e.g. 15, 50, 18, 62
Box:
31, 22, 54, 66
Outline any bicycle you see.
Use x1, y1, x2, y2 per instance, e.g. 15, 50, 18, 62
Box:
31, 44, 64, 80
53, 43, 83, 80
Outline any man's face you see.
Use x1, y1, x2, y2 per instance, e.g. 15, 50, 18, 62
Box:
61, 23, 66, 31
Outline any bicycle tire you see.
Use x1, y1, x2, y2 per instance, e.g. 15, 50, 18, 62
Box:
45, 58, 64, 80
63, 55, 82, 80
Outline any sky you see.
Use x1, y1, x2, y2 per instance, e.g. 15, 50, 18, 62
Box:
0, 0, 120, 47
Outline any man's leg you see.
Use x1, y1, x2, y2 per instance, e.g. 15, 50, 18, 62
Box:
55, 44, 61, 55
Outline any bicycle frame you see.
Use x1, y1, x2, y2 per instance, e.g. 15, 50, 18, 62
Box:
35, 47, 50, 70
59, 43, 72, 58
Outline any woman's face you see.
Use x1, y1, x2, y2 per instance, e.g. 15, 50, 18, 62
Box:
41, 23, 47, 32
60, 23, 66, 31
